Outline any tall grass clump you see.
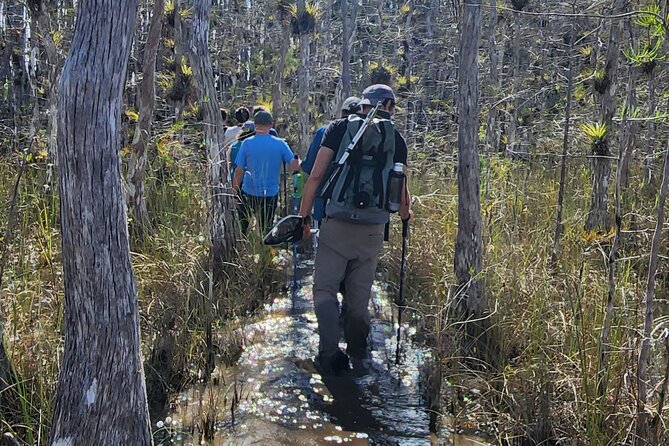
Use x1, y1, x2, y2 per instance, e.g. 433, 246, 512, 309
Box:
385, 154, 668, 444
0, 120, 286, 444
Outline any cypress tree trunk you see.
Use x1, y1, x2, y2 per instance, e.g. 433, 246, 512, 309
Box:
50, 0, 153, 444
636, 140, 669, 445
585, 0, 626, 231
341, 0, 352, 98
127, 0, 165, 238
644, 66, 656, 184
483, 0, 499, 156
184, 0, 237, 273
455, 0, 484, 319
550, 25, 575, 269
296, 0, 310, 154
271, 4, 290, 131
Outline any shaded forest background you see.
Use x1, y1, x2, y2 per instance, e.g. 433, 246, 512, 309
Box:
1, 0, 669, 445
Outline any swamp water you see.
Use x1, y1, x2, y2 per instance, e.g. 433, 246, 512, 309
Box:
163, 257, 491, 446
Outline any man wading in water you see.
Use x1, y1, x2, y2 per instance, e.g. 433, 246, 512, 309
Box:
233, 110, 299, 236
298, 84, 412, 375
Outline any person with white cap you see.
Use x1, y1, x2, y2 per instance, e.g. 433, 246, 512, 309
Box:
297, 84, 412, 375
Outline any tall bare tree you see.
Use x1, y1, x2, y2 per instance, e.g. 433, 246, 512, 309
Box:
272, 1, 292, 131
295, 0, 311, 153
585, 0, 626, 231
184, 0, 237, 273
127, 0, 165, 238
636, 141, 669, 445
49, 0, 153, 444
455, 0, 484, 319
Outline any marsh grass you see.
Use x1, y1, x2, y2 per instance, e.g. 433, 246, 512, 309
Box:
0, 139, 284, 444
382, 156, 668, 444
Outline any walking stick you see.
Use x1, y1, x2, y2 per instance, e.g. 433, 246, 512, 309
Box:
283, 162, 288, 217
395, 218, 409, 366
291, 155, 300, 298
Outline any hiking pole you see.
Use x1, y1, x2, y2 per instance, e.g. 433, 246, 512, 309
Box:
283, 162, 288, 217
291, 155, 300, 299
395, 218, 409, 366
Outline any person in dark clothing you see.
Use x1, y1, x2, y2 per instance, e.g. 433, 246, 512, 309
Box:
298, 84, 412, 375
301, 96, 361, 225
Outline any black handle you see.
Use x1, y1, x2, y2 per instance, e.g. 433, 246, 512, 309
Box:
402, 218, 409, 238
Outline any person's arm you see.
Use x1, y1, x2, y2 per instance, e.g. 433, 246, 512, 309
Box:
394, 131, 412, 221
298, 146, 334, 219
232, 142, 246, 193
233, 166, 244, 193
282, 142, 300, 172
399, 169, 412, 221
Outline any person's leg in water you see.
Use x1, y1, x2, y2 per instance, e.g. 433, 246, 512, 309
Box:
342, 227, 384, 360
237, 193, 253, 235
313, 220, 350, 374
258, 195, 278, 236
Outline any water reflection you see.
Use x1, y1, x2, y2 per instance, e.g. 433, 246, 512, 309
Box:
165, 257, 490, 446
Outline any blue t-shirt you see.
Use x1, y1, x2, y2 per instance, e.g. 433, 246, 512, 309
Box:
235, 134, 294, 197
301, 125, 327, 174
301, 126, 327, 222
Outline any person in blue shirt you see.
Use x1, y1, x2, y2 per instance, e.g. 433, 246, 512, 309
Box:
233, 110, 299, 235
300, 96, 361, 225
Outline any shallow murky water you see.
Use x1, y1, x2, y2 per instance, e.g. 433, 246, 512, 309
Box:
163, 256, 490, 446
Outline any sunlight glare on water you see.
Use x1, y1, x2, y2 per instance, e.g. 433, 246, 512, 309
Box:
166, 256, 491, 446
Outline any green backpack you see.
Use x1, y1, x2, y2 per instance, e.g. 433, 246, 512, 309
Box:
325, 114, 396, 224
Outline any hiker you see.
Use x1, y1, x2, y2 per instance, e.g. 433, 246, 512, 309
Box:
227, 121, 255, 182
253, 105, 280, 137
233, 110, 299, 235
297, 84, 412, 374
301, 96, 361, 226
223, 106, 251, 148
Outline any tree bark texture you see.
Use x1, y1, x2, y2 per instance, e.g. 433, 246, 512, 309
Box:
341, 0, 352, 98
184, 0, 237, 271
645, 67, 656, 183
271, 7, 290, 131
483, 0, 499, 155
454, 0, 484, 317
550, 26, 575, 269
636, 140, 669, 446
50, 1, 153, 445
127, 0, 165, 238
598, 66, 636, 404
297, 32, 310, 154
585, 0, 626, 231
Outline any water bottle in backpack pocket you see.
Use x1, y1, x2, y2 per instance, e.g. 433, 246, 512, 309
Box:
385, 162, 405, 213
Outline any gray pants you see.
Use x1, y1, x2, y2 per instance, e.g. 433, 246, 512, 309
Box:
313, 218, 385, 359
